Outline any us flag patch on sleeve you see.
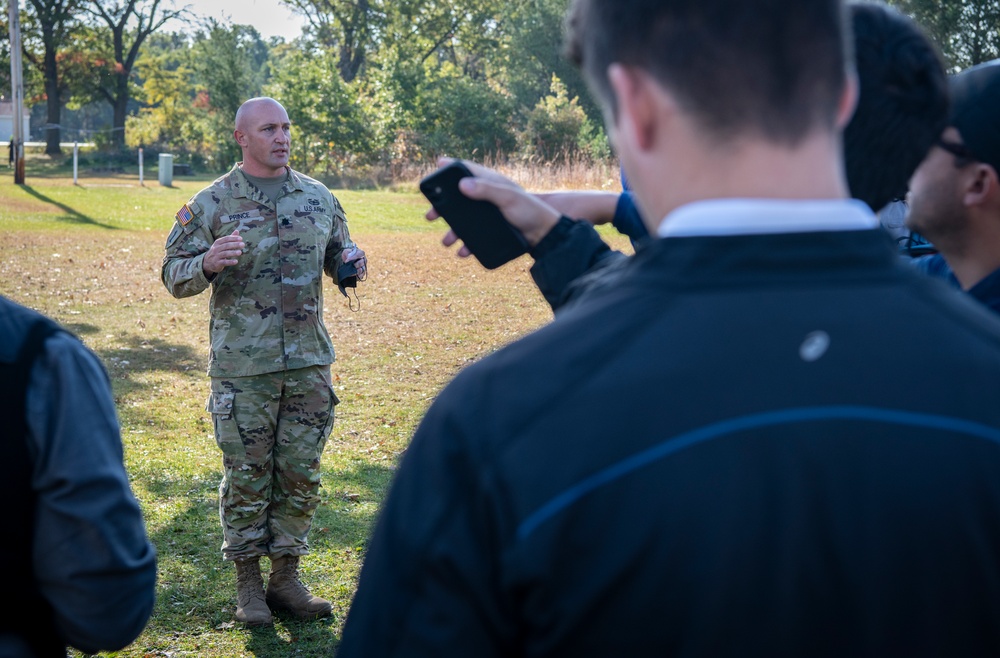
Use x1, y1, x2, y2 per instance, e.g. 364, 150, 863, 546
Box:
176, 204, 194, 226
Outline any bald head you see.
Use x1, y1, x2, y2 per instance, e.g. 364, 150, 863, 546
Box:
235, 97, 286, 132
233, 97, 292, 177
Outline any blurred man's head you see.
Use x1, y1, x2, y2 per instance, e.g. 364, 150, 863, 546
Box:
565, 0, 849, 145
843, 2, 948, 213
906, 60, 1000, 286
564, 0, 854, 226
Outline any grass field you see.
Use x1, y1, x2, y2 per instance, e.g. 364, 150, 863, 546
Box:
0, 158, 630, 657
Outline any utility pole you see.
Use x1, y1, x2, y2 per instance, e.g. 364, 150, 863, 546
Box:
9, 0, 26, 184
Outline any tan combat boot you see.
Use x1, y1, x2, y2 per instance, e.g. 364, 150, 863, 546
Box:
265, 555, 332, 619
234, 557, 273, 626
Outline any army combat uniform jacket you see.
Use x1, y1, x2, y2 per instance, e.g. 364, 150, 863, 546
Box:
161, 164, 357, 378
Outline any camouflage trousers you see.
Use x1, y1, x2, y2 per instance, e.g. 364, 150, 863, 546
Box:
208, 365, 338, 561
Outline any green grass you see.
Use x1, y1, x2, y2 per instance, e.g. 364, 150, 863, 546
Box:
0, 156, 631, 657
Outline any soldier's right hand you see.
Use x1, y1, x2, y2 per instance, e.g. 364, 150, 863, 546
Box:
203, 230, 245, 275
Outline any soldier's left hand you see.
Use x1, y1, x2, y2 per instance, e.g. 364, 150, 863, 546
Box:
343, 246, 367, 280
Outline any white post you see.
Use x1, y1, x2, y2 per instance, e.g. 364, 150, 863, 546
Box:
73, 141, 78, 185
138, 147, 144, 185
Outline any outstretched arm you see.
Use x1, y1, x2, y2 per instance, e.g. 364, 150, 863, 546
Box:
425, 159, 626, 312
534, 190, 620, 225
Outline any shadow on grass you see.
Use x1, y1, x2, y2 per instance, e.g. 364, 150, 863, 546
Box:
96, 333, 207, 443
140, 484, 329, 655
139, 454, 392, 557
60, 321, 101, 337
97, 333, 204, 393
21, 185, 119, 229
245, 616, 339, 656
139, 493, 343, 656
312, 460, 396, 552
138, 461, 380, 656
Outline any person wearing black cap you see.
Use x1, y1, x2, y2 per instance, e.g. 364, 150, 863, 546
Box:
906, 59, 1000, 314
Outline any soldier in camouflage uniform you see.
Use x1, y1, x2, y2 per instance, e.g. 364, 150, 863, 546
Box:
161, 97, 366, 626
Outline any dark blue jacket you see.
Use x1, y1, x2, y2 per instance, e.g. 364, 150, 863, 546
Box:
912, 253, 1000, 315
0, 297, 156, 657
340, 229, 1000, 657
612, 191, 650, 246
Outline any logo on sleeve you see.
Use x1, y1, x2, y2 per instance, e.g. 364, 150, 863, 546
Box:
176, 204, 195, 226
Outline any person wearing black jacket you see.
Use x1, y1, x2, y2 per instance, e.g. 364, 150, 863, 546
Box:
0, 295, 157, 656
338, 0, 1000, 655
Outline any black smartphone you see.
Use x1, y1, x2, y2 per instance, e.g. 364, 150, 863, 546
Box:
419, 162, 528, 269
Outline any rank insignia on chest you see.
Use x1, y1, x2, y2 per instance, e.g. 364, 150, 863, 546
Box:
176, 204, 195, 226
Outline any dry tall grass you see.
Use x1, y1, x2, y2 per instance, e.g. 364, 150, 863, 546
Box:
333, 155, 624, 194
476, 154, 623, 192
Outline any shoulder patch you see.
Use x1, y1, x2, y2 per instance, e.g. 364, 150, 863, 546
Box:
176, 204, 195, 226
165, 222, 185, 248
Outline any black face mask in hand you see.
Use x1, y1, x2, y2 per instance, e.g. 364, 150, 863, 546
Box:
337, 260, 365, 310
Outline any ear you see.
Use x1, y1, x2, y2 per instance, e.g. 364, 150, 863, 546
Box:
233, 129, 247, 148
608, 64, 658, 152
963, 164, 999, 208
835, 68, 859, 130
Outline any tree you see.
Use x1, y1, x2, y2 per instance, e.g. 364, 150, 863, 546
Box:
125, 41, 195, 153
282, 0, 385, 82
0, 2, 13, 99
83, 0, 184, 149
492, 0, 599, 132
410, 61, 517, 159
266, 42, 373, 174
522, 74, 586, 161
123, 24, 276, 172
21, 0, 80, 154
885, 0, 1000, 70
283, 0, 507, 82
190, 21, 270, 167
381, 0, 504, 71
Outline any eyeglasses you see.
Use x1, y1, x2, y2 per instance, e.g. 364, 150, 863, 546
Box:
936, 138, 978, 163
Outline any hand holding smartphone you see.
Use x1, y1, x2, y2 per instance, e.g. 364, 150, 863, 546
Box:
420, 161, 529, 269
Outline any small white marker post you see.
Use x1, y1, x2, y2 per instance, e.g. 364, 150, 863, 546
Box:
138, 147, 144, 186
72, 141, 78, 185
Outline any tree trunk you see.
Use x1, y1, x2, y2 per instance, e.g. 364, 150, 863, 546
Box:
43, 51, 62, 155
112, 75, 130, 150
338, 44, 364, 82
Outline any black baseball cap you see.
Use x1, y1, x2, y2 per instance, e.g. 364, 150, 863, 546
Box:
949, 59, 1000, 173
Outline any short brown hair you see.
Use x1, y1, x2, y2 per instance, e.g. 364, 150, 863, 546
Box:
566, 0, 850, 145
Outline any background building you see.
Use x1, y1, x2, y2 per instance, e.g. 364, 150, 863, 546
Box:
0, 100, 32, 143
